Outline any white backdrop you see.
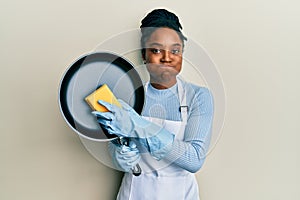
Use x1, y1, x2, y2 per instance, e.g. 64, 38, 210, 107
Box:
1, 0, 299, 199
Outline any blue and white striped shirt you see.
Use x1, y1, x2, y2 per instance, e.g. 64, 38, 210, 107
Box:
141, 80, 214, 173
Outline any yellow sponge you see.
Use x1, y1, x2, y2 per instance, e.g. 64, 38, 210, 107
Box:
85, 84, 121, 112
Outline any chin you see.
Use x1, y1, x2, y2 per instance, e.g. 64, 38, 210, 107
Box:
157, 74, 177, 86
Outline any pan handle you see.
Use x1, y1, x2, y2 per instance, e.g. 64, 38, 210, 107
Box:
100, 126, 142, 176
117, 137, 142, 176
131, 163, 142, 176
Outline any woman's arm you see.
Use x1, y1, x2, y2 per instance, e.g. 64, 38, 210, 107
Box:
164, 88, 214, 173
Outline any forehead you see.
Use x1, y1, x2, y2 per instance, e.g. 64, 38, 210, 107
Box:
146, 27, 183, 47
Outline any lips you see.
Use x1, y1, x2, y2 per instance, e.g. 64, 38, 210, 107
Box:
148, 63, 174, 68
159, 64, 174, 68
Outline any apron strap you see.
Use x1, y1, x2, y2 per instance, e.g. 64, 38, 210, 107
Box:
177, 78, 188, 124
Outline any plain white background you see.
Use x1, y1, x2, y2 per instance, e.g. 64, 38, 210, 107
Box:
1, 0, 299, 199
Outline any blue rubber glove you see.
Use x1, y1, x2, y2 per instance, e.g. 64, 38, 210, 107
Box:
108, 140, 140, 172
92, 100, 174, 160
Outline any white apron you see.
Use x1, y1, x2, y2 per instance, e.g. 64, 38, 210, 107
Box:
116, 79, 199, 200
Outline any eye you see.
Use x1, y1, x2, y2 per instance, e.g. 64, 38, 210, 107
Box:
171, 49, 181, 54
150, 48, 161, 54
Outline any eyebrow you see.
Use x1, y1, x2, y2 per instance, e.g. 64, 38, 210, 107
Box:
148, 42, 182, 47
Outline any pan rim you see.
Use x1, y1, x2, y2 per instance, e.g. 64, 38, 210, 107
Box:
58, 51, 145, 142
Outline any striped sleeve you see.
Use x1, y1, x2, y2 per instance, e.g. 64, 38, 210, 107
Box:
163, 87, 214, 173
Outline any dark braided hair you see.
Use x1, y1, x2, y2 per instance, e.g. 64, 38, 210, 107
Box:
140, 9, 187, 58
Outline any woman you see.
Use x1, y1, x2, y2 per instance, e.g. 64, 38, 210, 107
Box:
93, 9, 214, 200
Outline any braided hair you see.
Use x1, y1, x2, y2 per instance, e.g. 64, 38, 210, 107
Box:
140, 9, 187, 58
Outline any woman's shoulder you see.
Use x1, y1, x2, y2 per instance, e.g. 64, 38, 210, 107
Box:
183, 81, 211, 96
183, 81, 214, 112
183, 80, 213, 106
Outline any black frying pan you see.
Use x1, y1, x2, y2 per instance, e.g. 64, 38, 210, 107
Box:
58, 52, 144, 175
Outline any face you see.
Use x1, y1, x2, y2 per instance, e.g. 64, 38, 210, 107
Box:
144, 27, 183, 89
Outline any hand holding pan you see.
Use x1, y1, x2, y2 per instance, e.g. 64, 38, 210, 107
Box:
58, 52, 144, 176
84, 84, 142, 175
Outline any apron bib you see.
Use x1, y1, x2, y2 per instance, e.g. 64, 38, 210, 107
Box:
117, 79, 199, 200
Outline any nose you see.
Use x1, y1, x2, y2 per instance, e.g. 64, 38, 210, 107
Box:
160, 50, 172, 63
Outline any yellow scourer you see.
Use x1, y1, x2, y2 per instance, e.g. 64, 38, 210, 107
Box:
85, 84, 121, 112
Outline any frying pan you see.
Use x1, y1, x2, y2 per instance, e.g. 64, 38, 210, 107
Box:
58, 51, 144, 175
